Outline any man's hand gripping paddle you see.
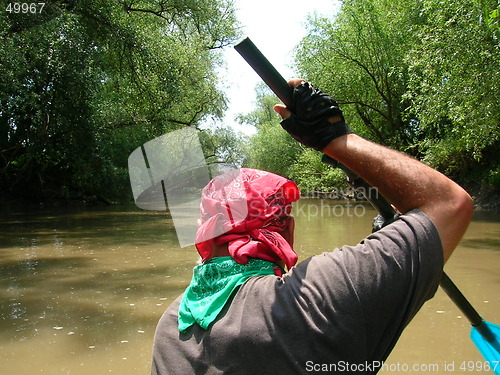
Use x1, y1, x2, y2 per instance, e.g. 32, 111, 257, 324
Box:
235, 37, 500, 373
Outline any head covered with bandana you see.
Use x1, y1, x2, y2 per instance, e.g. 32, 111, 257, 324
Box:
195, 168, 300, 269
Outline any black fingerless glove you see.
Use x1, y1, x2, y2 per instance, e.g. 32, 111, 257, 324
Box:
280, 81, 353, 151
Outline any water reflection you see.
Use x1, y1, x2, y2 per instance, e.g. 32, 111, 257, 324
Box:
0, 206, 194, 374
0, 203, 498, 374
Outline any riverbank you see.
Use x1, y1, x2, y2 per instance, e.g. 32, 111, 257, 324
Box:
462, 176, 500, 211
1, 179, 498, 212
300, 184, 500, 212
470, 189, 500, 211
2, 192, 498, 213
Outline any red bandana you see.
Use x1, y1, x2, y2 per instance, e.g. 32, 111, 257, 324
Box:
195, 168, 300, 269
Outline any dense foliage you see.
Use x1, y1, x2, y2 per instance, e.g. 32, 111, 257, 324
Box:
0, 0, 239, 203
2, 0, 499, 207
244, 0, 499, 206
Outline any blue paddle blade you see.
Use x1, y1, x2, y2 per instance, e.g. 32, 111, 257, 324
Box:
470, 321, 500, 375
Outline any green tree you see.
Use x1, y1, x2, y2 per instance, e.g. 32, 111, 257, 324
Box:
200, 125, 248, 169
295, 0, 424, 149
0, 0, 240, 203
0, 12, 106, 200
288, 149, 346, 195
405, 0, 500, 178
293, 0, 499, 202
240, 85, 302, 178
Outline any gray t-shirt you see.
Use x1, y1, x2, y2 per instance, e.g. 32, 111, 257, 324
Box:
152, 210, 443, 374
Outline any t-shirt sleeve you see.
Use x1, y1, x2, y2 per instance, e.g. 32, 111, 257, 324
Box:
286, 209, 444, 361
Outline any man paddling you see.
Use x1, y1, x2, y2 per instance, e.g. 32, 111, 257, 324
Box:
151, 80, 473, 374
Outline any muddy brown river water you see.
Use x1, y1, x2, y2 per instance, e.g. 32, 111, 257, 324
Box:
0, 199, 498, 374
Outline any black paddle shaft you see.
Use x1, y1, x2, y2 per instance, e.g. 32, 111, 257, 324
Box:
235, 37, 294, 108
234, 36, 486, 330
440, 273, 483, 326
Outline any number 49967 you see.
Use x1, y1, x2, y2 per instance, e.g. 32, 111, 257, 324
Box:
5, 3, 45, 14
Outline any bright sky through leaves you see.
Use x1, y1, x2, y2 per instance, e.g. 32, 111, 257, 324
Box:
220, 0, 341, 135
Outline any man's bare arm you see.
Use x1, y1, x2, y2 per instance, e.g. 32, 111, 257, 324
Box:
323, 134, 473, 262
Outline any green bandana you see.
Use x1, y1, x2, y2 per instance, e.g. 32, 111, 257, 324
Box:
178, 257, 281, 333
